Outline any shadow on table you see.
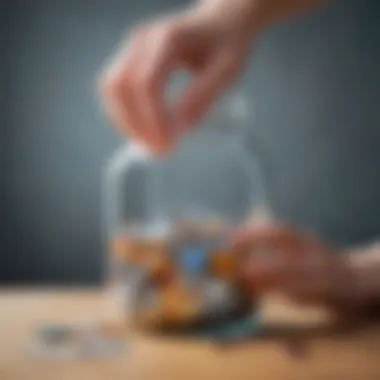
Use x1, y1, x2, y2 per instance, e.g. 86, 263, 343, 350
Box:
145, 315, 380, 359
213, 317, 380, 358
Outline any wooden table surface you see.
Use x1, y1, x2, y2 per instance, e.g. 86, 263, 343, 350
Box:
0, 289, 379, 380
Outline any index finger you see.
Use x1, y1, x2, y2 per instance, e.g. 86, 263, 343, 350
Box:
231, 224, 315, 259
137, 26, 181, 153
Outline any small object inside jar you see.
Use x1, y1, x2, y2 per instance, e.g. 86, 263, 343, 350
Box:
210, 249, 237, 279
109, 217, 256, 334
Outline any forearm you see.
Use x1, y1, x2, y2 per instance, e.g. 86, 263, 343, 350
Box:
201, 0, 329, 35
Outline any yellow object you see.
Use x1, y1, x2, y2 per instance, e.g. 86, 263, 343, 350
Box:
161, 285, 198, 324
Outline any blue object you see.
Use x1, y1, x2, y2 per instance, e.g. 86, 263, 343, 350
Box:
180, 245, 208, 274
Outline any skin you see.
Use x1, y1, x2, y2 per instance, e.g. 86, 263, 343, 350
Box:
99, 0, 380, 315
232, 224, 380, 317
100, 0, 327, 154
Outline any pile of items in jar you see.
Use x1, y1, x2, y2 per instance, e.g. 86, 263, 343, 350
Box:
110, 218, 255, 332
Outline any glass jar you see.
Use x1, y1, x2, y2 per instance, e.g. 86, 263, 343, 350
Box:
104, 81, 270, 335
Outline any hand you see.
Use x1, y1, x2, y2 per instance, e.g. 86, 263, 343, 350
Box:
99, 1, 255, 154
232, 225, 362, 315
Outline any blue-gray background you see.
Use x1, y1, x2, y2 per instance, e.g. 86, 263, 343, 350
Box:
1, 0, 379, 285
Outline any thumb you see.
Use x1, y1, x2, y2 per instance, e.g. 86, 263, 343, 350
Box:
176, 50, 241, 130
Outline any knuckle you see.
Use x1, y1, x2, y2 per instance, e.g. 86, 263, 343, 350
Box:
161, 23, 180, 47
102, 61, 138, 101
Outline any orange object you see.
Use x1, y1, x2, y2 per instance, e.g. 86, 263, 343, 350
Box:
211, 249, 237, 279
127, 241, 148, 263
110, 235, 130, 259
147, 254, 174, 284
161, 284, 198, 324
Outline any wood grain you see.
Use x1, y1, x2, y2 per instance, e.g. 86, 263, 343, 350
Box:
0, 289, 379, 380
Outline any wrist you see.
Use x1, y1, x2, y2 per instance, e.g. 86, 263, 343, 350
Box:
198, 0, 260, 37
329, 252, 380, 317
200, 0, 328, 35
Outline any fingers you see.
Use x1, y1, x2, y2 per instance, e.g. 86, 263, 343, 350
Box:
232, 224, 331, 295
134, 25, 180, 152
232, 224, 307, 258
100, 25, 179, 154
100, 11, 249, 153
100, 29, 150, 148
177, 49, 241, 130
100, 11, 247, 152
243, 255, 289, 291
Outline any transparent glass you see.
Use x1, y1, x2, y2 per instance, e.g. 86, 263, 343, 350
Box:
104, 87, 270, 332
